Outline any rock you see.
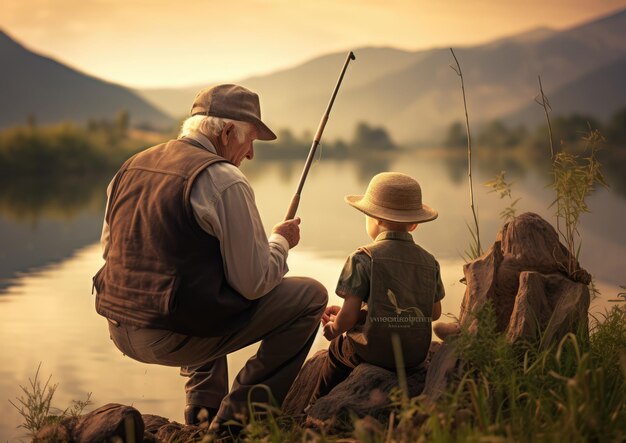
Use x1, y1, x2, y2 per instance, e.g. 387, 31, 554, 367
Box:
459, 212, 590, 340
421, 342, 458, 403
72, 403, 144, 442
506, 271, 590, 346
305, 358, 427, 423
283, 345, 441, 425
424, 213, 591, 403
35, 405, 206, 443
142, 414, 170, 435
282, 350, 327, 415
459, 238, 503, 332
34, 418, 72, 442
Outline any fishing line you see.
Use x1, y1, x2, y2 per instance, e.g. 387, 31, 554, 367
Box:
315, 142, 324, 164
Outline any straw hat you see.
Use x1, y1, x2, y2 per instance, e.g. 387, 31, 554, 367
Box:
345, 172, 438, 223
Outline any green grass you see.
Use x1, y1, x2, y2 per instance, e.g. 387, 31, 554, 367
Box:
15, 306, 624, 442
191, 305, 625, 442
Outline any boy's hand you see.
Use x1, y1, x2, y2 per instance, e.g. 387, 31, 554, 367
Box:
322, 305, 341, 326
323, 322, 340, 341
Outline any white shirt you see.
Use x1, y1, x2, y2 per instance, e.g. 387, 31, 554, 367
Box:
101, 132, 289, 300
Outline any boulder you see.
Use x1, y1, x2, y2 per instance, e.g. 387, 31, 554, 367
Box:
459, 212, 590, 339
282, 350, 328, 416
305, 358, 427, 423
283, 346, 436, 426
72, 403, 144, 442
506, 271, 590, 346
423, 213, 591, 401
35, 405, 207, 443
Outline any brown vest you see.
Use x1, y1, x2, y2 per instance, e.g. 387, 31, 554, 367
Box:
348, 231, 438, 369
93, 138, 257, 336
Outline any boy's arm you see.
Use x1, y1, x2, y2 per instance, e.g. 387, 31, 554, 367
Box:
432, 301, 442, 321
323, 293, 362, 340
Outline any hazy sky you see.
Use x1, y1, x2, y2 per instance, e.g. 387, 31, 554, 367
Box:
2, 0, 626, 88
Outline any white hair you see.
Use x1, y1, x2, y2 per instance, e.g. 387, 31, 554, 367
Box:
178, 115, 253, 143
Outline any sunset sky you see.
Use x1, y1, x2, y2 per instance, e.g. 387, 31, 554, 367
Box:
2, 0, 626, 88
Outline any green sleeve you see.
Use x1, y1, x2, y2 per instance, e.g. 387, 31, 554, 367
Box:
335, 251, 371, 302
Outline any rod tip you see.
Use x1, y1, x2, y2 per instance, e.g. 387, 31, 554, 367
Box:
349, 51, 356, 60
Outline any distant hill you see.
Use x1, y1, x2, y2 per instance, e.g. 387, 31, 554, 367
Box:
506, 56, 626, 126
139, 8, 626, 143
0, 30, 173, 130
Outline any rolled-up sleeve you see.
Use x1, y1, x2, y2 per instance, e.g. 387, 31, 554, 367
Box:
335, 251, 371, 302
190, 164, 289, 300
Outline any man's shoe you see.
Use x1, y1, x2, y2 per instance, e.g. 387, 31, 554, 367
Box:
184, 405, 219, 426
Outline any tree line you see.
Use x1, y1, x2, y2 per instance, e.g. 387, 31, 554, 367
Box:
255, 121, 397, 159
444, 107, 626, 149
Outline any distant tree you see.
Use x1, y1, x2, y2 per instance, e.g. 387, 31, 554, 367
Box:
444, 121, 467, 148
26, 114, 37, 129
538, 114, 602, 146
277, 128, 298, 147
478, 120, 528, 148
115, 109, 130, 139
330, 139, 349, 157
606, 107, 626, 145
352, 122, 395, 150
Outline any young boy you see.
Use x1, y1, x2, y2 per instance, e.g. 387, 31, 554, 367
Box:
311, 172, 445, 401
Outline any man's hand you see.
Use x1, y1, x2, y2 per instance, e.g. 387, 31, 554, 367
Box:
323, 322, 340, 341
272, 217, 301, 249
322, 305, 341, 326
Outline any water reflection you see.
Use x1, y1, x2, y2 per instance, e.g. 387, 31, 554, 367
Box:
242, 155, 392, 186
0, 175, 108, 224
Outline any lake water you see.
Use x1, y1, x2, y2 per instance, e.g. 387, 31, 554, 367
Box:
1, 150, 624, 441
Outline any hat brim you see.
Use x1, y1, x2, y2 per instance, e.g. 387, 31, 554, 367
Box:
345, 195, 438, 224
252, 118, 277, 141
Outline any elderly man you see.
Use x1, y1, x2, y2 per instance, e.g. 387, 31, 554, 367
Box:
93, 84, 328, 431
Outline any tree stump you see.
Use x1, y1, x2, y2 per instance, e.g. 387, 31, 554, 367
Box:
423, 212, 591, 401
459, 212, 590, 338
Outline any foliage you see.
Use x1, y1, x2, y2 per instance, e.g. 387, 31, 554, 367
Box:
381, 304, 626, 443
478, 120, 528, 149
221, 305, 625, 442
462, 221, 482, 262
352, 122, 396, 151
450, 47, 483, 261
443, 121, 468, 148
605, 107, 626, 144
443, 106, 626, 151
255, 121, 397, 160
8, 363, 59, 437
549, 129, 609, 277
0, 119, 149, 177
485, 170, 520, 222
548, 114, 602, 146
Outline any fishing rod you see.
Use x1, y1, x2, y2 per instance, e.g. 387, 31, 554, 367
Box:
284, 51, 356, 221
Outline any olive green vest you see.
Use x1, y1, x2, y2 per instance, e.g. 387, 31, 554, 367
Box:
347, 231, 439, 369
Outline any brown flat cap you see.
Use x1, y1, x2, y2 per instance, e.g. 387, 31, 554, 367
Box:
191, 84, 277, 141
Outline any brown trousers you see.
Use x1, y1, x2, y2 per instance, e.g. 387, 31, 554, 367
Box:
108, 277, 327, 424
311, 334, 363, 402
312, 334, 426, 402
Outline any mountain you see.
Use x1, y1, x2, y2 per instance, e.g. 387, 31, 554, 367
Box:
0, 30, 173, 130
138, 8, 626, 143
506, 55, 626, 126
136, 47, 423, 119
